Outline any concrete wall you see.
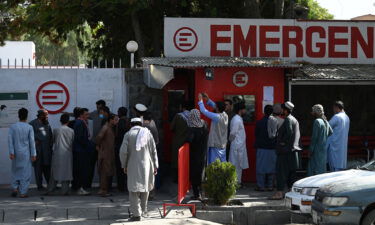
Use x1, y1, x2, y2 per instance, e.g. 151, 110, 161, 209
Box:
0, 68, 126, 185
126, 68, 164, 155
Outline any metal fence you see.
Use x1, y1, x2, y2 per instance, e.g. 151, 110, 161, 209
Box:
0, 58, 141, 69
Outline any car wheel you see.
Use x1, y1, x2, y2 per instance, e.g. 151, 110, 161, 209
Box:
362, 209, 375, 225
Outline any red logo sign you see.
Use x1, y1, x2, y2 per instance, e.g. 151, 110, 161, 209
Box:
36, 81, 70, 114
173, 27, 198, 52
233, 71, 249, 87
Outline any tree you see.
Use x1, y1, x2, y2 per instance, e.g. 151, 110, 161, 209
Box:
0, 0, 334, 66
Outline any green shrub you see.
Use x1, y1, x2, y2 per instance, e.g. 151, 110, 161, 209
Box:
203, 159, 237, 205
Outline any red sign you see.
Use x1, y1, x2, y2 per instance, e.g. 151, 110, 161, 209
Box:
233, 71, 249, 87
36, 81, 70, 114
173, 27, 198, 52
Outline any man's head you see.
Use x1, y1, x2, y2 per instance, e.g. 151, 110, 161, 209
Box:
0, 105, 6, 111
264, 105, 273, 117
130, 117, 142, 127
215, 101, 226, 113
79, 108, 89, 121
272, 103, 283, 116
312, 104, 324, 118
18, 108, 28, 121
96, 99, 106, 111
281, 101, 294, 116
224, 99, 233, 113
60, 113, 70, 125
234, 102, 246, 116
181, 101, 194, 111
37, 109, 49, 123
118, 107, 128, 118
99, 106, 110, 118
73, 107, 81, 119
333, 101, 344, 113
107, 113, 119, 126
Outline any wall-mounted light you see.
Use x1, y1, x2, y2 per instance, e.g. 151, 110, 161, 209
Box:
205, 68, 214, 80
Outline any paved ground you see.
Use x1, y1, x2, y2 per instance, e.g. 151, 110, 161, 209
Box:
0, 182, 291, 225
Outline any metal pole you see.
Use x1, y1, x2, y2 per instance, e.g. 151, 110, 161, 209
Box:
98, 59, 100, 68
105, 59, 107, 68
21, 59, 23, 68
119, 58, 122, 68
91, 59, 93, 68
0, 59, 2, 68
7, 59, 9, 69
28, 59, 30, 69
130, 53, 134, 68
14, 59, 16, 68
112, 58, 115, 68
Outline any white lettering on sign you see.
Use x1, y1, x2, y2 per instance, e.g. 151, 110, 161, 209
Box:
164, 17, 375, 64
233, 71, 248, 87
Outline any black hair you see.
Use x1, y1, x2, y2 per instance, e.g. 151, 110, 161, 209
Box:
101, 106, 110, 115
96, 99, 106, 107
143, 112, 152, 121
334, 101, 344, 110
224, 99, 233, 105
281, 104, 292, 114
234, 102, 246, 114
78, 108, 89, 116
107, 113, 117, 123
60, 113, 70, 124
216, 101, 226, 113
118, 107, 128, 117
18, 108, 28, 121
37, 109, 47, 118
182, 101, 194, 111
264, 105, 273, 116
73, 107, 81, 119
0, 105, 6, 110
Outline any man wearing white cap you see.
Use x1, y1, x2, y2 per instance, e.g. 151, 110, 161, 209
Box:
119, 117, 158, 221
271, 101, 301, 200
133, 104, 159, 145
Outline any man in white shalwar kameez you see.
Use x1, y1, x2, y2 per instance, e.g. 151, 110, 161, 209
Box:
47, 113, 74, 195
229, 103, 249, 185
8, 108, 36, 198
120, 118, 158, 221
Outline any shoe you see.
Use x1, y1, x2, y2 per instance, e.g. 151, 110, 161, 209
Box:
128, 216, 141, 221
19, 194, 28, 198
77, 188, 91, 196
141, 211, 149, 218
11, 190, 18, 197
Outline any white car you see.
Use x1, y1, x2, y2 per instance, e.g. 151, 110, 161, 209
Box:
285, 166, 375, 214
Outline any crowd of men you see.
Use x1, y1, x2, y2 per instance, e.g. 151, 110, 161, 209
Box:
8, 100, 159, 221
171, 94, 350, 200
7, 94, 350, 219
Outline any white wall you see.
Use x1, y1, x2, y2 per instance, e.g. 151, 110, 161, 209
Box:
0, 68, 127, 185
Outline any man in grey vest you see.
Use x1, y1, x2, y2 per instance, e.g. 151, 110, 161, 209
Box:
198, 93, 228, 164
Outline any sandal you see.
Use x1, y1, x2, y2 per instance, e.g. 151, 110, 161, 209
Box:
268, 192, 284, 200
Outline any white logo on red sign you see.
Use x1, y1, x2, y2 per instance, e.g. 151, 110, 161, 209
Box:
233, 71, 249, 87
36, 81, 70, 114
173, 27, 198, 52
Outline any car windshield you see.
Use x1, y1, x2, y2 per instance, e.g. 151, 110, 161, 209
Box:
359, 160, 375, 171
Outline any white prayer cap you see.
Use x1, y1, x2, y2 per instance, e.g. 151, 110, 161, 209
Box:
283, 101, 295, 110
135, 103, 147, 112
131, 117, 142, 123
